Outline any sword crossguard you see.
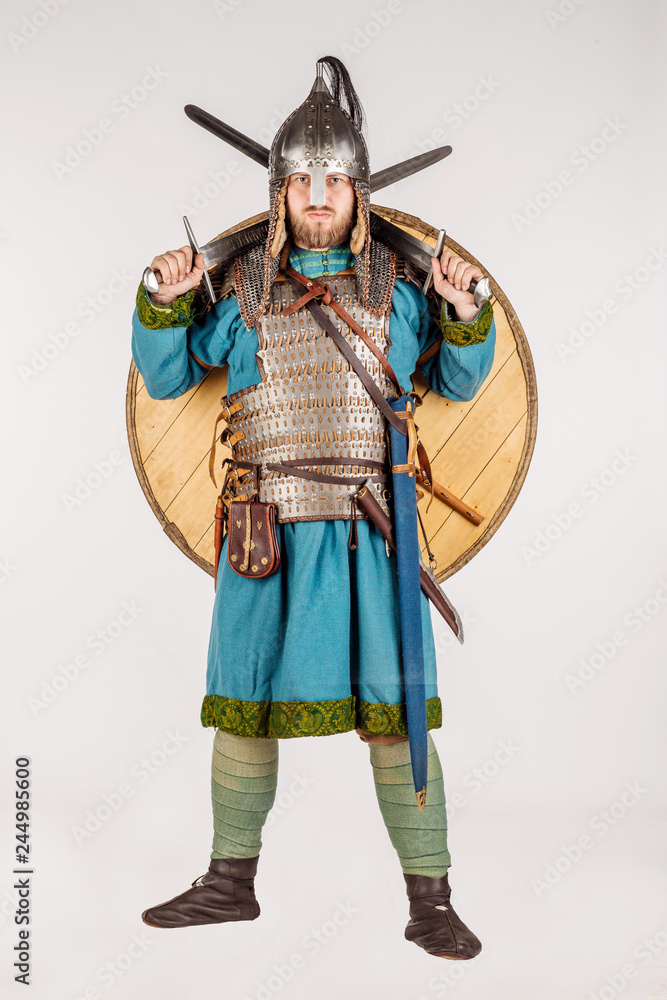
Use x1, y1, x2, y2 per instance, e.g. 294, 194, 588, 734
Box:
141, 216, 217, 306
423, 228, 493, 307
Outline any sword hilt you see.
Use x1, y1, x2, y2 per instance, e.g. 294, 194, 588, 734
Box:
141, 216, 216, 305
423, 228, 492, 308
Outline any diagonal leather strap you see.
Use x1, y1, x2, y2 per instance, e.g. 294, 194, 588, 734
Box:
283, 265, 403, 392
329, 296, 403, 393
283, 267, 407, 437
282, 284, 330, 317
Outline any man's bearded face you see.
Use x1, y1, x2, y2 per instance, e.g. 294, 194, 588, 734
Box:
285, 172, 357, 250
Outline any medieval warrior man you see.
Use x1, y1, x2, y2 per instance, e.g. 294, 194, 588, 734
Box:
131, 57, 495, 960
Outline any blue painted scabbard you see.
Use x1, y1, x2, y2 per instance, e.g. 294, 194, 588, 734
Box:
388, 395, 428, 810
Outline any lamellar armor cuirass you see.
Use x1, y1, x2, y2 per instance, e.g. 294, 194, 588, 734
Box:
219, 272, 393, 522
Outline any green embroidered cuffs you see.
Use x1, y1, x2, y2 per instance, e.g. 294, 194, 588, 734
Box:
135, 284, 196, 330
439, 298, 493, 347
201, 694, 443, 739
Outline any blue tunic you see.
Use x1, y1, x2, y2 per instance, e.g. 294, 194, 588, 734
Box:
131, 243, 495, 739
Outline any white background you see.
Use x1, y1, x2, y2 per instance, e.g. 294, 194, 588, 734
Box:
2, 1, 666, 998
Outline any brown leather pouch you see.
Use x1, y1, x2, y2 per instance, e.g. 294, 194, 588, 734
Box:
226, 500, 281, 579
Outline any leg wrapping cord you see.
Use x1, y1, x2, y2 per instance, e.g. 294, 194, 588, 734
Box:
370, 733, 451, 877
211, 730, 279, 860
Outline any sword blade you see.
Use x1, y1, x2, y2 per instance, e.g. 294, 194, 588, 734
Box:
370, 146, 452, 193
199, 219, 269, 271
370, 213, 492, 305
369, 213, 436, 271
141, 219, 269, 302
184, 104, 270, 168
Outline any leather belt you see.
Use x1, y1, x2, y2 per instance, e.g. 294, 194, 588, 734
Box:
266, 460, 388, 487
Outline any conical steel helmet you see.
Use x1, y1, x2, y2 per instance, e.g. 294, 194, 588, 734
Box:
269, 59, 370, 205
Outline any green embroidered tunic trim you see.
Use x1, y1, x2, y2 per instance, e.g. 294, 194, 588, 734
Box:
440, 298, 493, 346
201, 694, 443, 739
135, 285, 196, 330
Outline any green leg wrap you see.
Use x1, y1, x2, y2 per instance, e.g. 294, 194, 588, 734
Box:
211, 730, 279, 860
369, 733, 451, 878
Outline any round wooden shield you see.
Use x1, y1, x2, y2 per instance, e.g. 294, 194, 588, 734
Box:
126, 206, 537, 582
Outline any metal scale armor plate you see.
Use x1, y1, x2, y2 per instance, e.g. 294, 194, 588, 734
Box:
223, 273, 392, 522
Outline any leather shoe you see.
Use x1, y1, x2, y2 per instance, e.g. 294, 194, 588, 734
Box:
404, 872, 481, 959
142, 856, 260, 928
